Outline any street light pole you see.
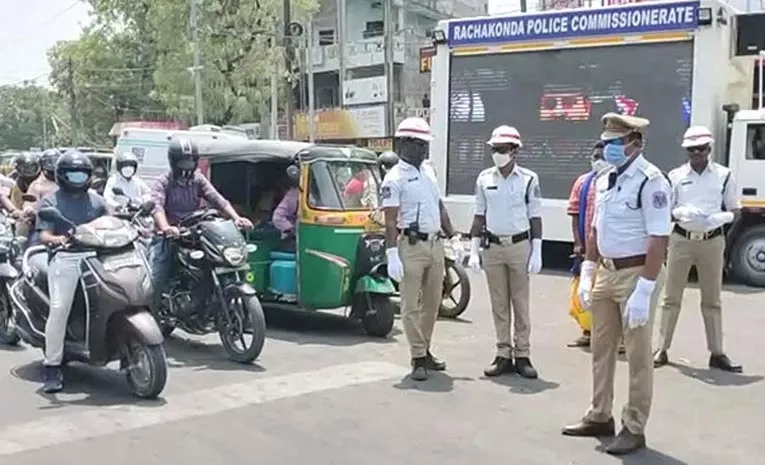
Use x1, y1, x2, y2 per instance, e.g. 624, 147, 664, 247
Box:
283, 0, 295, 139
307, 19, 316, 142
383, 0, 395, 136
190, 0, 204, 125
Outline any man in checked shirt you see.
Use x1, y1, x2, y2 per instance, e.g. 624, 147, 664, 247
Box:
149, 139, 252, 311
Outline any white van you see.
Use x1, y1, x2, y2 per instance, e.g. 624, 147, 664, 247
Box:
113, 128, 247, 182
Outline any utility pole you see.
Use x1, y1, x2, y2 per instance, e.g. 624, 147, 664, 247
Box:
307, 19, 316, 142
336, 0, 346, 109
383, 0, 395, 136
190, 0, 204, 125
270, 65, 279, 139
520, 0, 527, 13
67, 58, 77, 145
283, 0, 295, 139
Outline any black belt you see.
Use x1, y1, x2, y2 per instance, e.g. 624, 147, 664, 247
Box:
401, 229, 442, 242
673, 224, 724, 241
487, 230, 529, 245
600, 254, 646, 271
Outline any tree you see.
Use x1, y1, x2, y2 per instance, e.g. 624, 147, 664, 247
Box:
0, 84, 67, 150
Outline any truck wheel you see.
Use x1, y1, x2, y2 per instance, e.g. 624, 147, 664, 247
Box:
730, 224, 765, 287
355, 293, 394, 337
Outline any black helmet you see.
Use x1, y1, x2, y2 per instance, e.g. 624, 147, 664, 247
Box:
16, 152, 40, 181
378, 151, 399, 170
115, 151, 138, 176
55, 149, 93, 193
167, 138, 199, 179
40, 149, 62, 181
285, 164, 300, 187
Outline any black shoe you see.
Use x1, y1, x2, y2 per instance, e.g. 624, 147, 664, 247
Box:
605, 428, 646, 455
483, 356, 514, 377
653, 349, 669, 368
567, 334, 591, 348
425, 351, 446, 371
42, 365, 63, 394
709, 353, 743, 373
562, 418, 615, 437
515, 357, 538, 379
410, 357, 429, 381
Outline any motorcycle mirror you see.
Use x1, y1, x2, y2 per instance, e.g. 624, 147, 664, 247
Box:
21, 194, 36, 203
139, 200, 155, 214
112, 186, 125, 196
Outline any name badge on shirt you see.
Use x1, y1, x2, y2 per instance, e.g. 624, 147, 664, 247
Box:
407, 177, 418, 183
486, 186, 498, 191
680, 180, 692, 186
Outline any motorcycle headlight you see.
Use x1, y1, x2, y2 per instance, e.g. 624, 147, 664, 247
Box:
223, 246, 246, 266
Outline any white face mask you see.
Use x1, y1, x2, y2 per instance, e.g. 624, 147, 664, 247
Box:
591, 159, 609, 172
120, 166, 135, 179
492, 152, 513, 168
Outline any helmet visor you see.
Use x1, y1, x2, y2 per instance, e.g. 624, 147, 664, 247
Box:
64, 171, 90, 185
176, 159, 196, 171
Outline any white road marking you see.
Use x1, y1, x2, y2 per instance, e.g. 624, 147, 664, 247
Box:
0, 361, 408, 457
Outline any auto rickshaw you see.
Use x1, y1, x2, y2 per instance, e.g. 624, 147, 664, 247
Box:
196, 139, 397, 337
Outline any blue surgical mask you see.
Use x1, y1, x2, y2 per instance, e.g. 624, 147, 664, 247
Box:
603, 141, 628, 167
64, 171, 89, 184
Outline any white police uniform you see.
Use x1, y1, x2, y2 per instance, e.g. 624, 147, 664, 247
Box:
655, 126, 742, 371
380, 161, 441, 234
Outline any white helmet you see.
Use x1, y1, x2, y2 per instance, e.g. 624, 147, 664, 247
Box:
487, 125, 522, 147
681, 126, 714, 148
395, 117, 433, 142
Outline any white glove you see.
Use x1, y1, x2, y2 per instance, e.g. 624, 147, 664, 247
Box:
449, 234, 465, 262
705, 211, 735, 230
577, 260, 597, 310
467, 237, 481, 272
672, 205, 705, 221
624, 277, 655, 329
527, 238, 542, 274
386, 247, 404, 282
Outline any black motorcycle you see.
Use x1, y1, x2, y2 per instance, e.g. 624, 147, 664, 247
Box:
154, 209, 266, 364
0, 213, 23, 345
11, 204, 168, 398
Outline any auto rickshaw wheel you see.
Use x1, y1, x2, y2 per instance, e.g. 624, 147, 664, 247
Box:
354, 293, 394, 338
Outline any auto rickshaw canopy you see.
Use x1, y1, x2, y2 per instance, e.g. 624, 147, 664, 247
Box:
195, 139, 379, 164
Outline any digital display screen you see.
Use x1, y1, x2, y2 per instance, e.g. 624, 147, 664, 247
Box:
446, 41, 693, 198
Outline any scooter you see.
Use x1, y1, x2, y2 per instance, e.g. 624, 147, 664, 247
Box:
10, 203, 168, 398
0, 213, 23, 345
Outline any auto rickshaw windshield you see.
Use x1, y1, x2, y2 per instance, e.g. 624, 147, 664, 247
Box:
307, 159, 381, 211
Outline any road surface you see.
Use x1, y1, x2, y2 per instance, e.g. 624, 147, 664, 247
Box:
0, 270, 762, 465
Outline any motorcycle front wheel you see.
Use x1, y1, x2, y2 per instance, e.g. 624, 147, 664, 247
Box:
122, 337, 168, 399
0, 285, 20, 346
439, 259, 471, 319
217, 289, 266, 364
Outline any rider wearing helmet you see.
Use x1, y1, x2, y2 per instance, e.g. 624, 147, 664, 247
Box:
9, 152, 41, 236
378, 151, 399, 177
149, 138, 253, 310
104, 151, 151, 209
24, 149, 60, 210
36, 149, 108, 393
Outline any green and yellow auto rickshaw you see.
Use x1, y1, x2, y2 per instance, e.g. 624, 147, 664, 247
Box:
197, 139, 397, 337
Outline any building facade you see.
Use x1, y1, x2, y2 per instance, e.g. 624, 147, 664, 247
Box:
289, 0, 487, 151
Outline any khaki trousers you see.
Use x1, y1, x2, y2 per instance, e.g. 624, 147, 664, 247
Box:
482, 240, 531, 359
657, 234, 725, 354
583, 264, 665, 435
399, 237, 445, 359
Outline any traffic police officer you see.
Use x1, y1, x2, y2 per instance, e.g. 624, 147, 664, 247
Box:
562, 113, 671, 456
653, 126, 742, 372
467, 125, 543, 379
381, 117, 459, 381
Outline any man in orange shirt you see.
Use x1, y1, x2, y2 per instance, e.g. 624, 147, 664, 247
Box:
567, 141, 607, 348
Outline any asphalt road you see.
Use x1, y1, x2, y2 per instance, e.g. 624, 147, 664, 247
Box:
0, 269, 763, 465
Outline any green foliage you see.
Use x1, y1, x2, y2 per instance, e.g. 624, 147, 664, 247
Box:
0, 84, 67, 151
46, 0, 319, 138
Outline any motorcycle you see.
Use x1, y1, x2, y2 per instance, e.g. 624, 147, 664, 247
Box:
110, 187, 154, 250
154, 209, 266, 364
10, 203, 168, 398
0, 213, 23, 345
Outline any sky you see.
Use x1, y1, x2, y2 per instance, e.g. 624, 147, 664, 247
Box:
0, 0, 92, 86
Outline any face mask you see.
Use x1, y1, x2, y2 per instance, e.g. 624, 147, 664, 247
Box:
604, 142, 629, 167
591, 159, 609, 172
65, 171, 89, 185
120, 166, 136, 179
492, 152, 513, 168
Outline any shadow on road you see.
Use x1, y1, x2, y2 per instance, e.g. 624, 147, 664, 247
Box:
10, 360, 168, 408
0, 343, 25, 352
263, 307, 403, 347
393, 372, 474, 393
163, 335, 266, 373
485, 373, 560, 394
595, 437, 690, 464
671, 363, 764, 386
